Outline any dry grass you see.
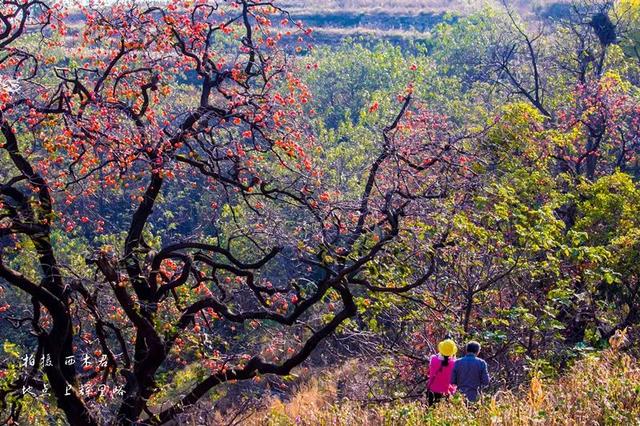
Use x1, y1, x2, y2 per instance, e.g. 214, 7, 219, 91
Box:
246, 345, 640, 425
262, 379, 339, 424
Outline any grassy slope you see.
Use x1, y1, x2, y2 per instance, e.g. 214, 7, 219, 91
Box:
250, 346, 640, 425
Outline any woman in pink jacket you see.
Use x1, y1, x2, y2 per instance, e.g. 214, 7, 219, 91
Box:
427, 339, 457, 405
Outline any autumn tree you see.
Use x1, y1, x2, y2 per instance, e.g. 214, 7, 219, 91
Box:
0, 1, 467, 424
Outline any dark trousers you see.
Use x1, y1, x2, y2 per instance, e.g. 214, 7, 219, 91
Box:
427, 391, 445, 406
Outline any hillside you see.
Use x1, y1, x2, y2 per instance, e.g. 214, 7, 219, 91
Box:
2, 0, 640, 424
250, 344, 639, 425
281, 0, 573, 44
282, 0, 569, 14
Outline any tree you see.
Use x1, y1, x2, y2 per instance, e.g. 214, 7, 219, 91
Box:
0, 1, 466, 424
618, 0, 640, 63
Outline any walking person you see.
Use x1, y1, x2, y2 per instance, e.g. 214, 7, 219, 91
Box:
426, 339, 458, 405
451, 341, 490, 402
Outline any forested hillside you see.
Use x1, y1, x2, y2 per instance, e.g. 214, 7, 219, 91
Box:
0, 0, 639, 425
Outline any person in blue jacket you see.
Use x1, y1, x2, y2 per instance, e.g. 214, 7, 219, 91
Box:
451, 341, 490, 402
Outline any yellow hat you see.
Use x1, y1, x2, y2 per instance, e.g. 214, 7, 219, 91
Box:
438, 339, 457, 357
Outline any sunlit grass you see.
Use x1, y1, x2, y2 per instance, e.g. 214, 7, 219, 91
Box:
249, 341, 640, 425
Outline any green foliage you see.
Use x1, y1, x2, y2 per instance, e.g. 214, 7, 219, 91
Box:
3, 2, 640, 423
304, 40, 432, 128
